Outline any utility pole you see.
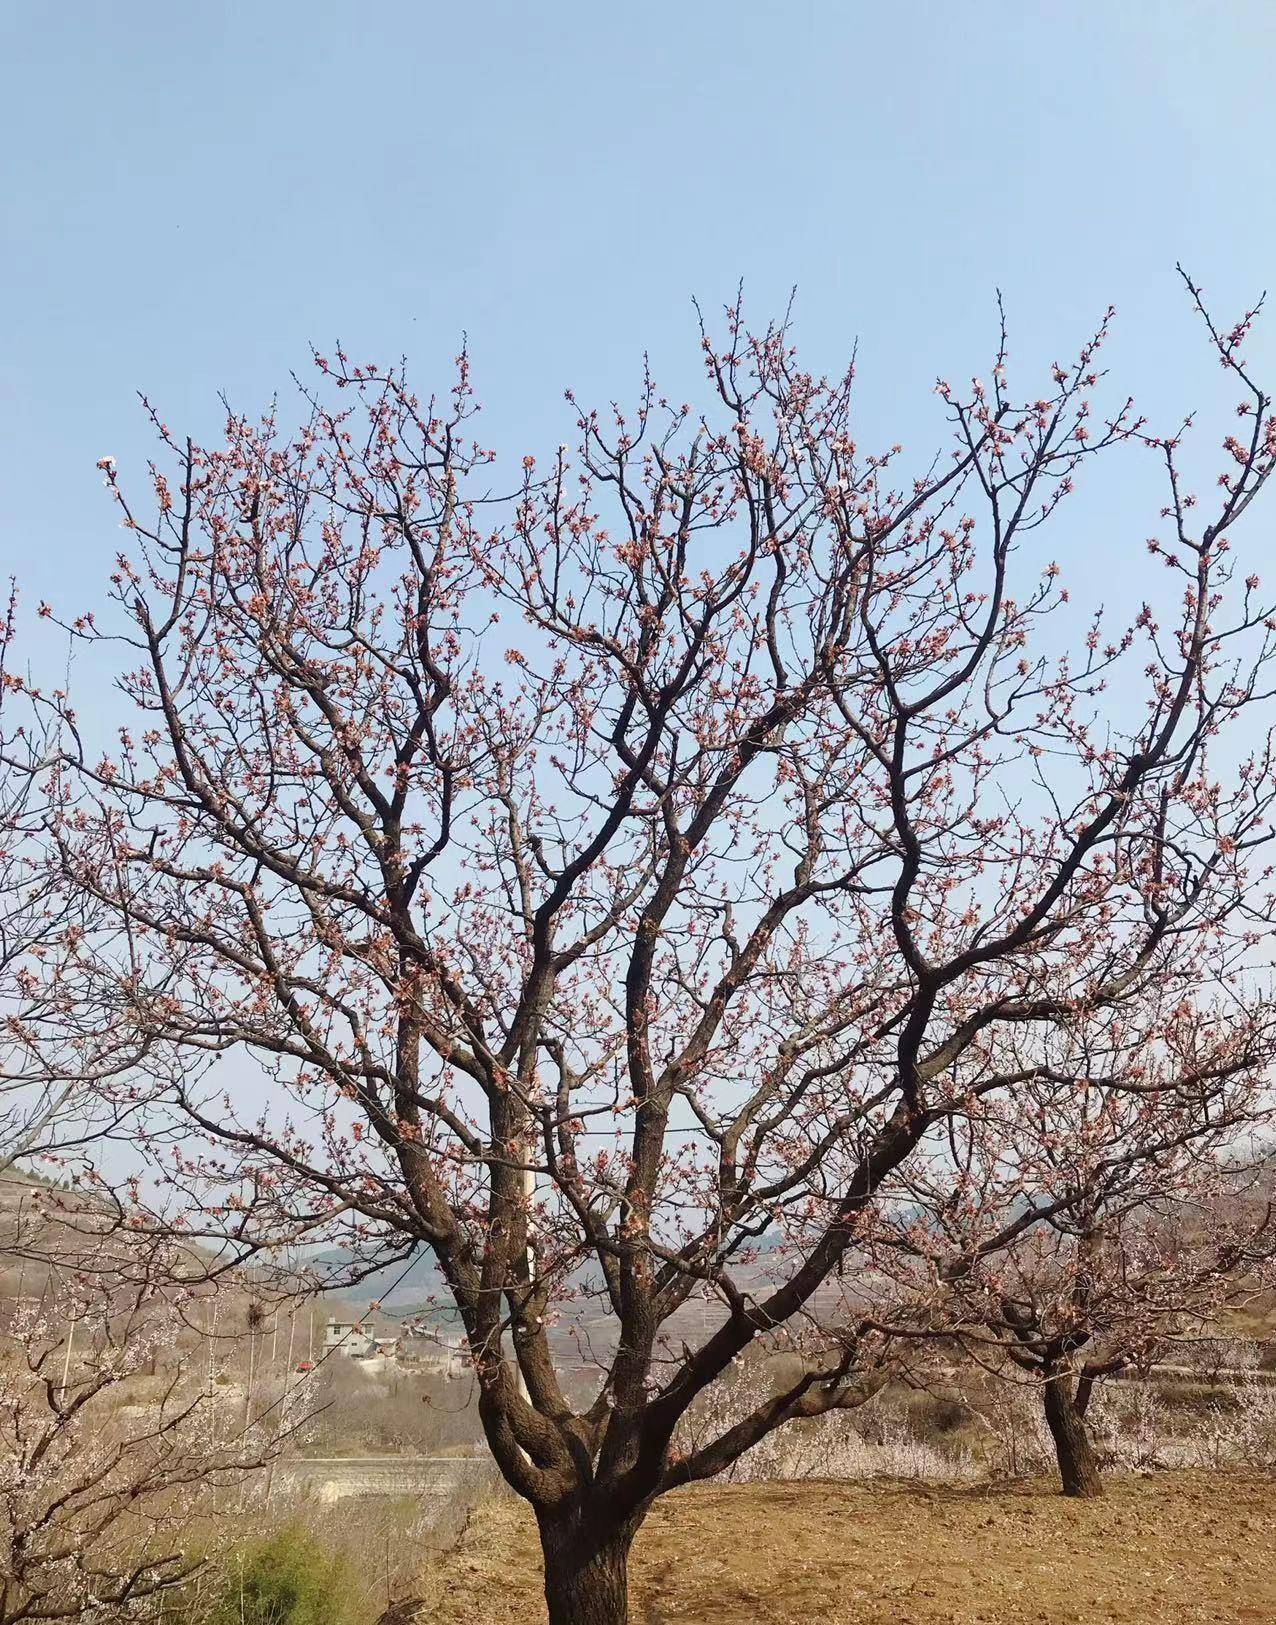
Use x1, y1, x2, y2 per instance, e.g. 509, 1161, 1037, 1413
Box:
207, 1296, 219, 1397
14, 1196, 26, 1302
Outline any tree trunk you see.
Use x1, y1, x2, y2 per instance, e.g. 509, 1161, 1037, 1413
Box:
537, 1510, 638, 1625
1043, 1373, 1103, 1498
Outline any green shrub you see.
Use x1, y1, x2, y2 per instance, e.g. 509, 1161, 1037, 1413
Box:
206, 1527, 355, 1625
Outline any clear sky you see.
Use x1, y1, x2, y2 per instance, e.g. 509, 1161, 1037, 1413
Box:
3, 0, 1276, 663
4, 1, 1276, 1202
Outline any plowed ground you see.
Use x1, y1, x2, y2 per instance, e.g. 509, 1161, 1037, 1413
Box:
414, 1470, 1276, 1624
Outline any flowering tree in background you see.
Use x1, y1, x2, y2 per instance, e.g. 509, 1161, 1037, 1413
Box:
0, 1240, 295, 1625
888, 990, 1276, 1496
20, 272, 1276, 1624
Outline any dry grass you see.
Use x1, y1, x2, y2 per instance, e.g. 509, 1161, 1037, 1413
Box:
414, 1471, 1276, 1624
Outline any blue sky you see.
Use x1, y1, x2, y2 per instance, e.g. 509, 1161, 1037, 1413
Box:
3, 0, 1276, 667
4, 1, 1276, 1198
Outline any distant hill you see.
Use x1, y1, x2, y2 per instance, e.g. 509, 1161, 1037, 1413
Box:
309, 1226, 793, 1321
306, 1243, 444, 1310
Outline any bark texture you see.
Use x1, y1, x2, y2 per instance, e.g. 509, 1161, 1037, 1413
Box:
537, 1510, 640, 1625
1043, 1373, 1104, 1498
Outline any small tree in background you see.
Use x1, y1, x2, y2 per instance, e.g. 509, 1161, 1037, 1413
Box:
0, 1242, 299, 1625
891, 993, 1275, 1496
19, 272, 1276, 1624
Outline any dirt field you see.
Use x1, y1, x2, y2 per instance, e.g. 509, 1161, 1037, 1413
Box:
414, 1470, 1276, 1624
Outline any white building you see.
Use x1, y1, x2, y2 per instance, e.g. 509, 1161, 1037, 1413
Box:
323, 1318, 377, 1357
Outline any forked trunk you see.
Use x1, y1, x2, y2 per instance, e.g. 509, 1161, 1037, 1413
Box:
537, 1508, 639, 1625
1042, 1372, 1103, 1498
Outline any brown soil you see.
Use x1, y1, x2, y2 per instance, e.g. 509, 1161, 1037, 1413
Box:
413, 1470, 1276, 1624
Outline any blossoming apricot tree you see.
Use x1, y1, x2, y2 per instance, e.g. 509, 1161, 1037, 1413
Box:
0, 1239, 296, 1625
0, 596, 153, 1176
24, 273, 1276, 1624
884, 989, 1276, 1496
